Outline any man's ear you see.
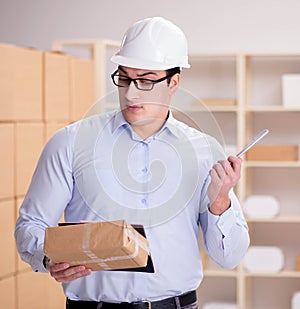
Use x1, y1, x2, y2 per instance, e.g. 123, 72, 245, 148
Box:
169, 73, 180, 95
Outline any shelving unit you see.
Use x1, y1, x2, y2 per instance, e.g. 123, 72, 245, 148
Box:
172, 52, 300, 309
241, 53, 300, 309
52, 40, 300, 309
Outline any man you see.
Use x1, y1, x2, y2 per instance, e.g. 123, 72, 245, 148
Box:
15, 17, 249, 309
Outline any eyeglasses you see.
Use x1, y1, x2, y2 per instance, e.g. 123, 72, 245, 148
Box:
111, 69, 175, 91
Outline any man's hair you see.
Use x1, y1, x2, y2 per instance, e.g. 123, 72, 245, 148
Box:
166, 67, 181, 85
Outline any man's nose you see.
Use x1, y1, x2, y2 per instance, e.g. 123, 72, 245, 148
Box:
125, 82, 140, 101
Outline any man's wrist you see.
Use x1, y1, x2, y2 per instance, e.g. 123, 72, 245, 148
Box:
209, 198, 231, 215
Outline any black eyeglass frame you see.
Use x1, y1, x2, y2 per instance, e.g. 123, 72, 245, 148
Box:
111, 69, 176, 91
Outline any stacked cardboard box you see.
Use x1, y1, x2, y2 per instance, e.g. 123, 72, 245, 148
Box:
0, 43, 95, 309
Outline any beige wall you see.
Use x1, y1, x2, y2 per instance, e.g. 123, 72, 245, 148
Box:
0, 0, 300, 54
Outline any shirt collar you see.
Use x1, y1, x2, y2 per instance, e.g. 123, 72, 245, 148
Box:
161, 110, 181, 139
111, 109, 130, 133
111, 109, 181, 139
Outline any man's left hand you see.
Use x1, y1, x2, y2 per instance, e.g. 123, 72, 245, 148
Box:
208, 155, 242, 215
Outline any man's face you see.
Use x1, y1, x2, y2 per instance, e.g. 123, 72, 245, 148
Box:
117, 66, 178, 127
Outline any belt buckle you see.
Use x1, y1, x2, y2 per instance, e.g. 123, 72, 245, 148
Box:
132, 301, 151, 309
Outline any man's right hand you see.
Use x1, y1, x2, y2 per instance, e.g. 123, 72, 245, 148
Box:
48, 260, 92, 283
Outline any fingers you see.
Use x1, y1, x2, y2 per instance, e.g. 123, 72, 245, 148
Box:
213, 160, 231, 178
49, 261, 92, 283
209, 156, 243, 193
208, 156, 243, 214
212, 156, 242, 179
228, 155, 242, 173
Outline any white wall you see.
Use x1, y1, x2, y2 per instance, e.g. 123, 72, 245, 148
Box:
0, 0, 300, 53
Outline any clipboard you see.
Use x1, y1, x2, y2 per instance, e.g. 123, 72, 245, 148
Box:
113, 224, 155, 273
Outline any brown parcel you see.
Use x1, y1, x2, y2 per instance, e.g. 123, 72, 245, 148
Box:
44, 220, 149, 271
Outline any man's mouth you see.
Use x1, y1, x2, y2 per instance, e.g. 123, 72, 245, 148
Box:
126, 104, 143, 112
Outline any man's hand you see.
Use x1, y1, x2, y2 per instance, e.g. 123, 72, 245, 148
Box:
48, 260, 92, 283
208, 155, 242, 215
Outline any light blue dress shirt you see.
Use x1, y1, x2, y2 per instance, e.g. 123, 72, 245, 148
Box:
15, 110, 249, 303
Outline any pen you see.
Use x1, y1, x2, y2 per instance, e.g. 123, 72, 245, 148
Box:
236, 129, 269, 157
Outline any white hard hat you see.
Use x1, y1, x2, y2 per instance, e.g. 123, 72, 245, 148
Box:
111, 17, 190, 70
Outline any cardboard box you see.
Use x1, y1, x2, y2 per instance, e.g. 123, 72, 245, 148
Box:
44, 220, 150, 271
70, 57, 95, 121
44, 52, 70, 121
296, 254, 300, 271
17, 271, 48, 309
282, 74, 300, 108
0, 277, 16, 309
45, 122, 69, 142
246, 144, 298, 161
16, 123, 44, 195
0, 124, 14, 199
193, 98, 236, 107
0, 44, 43, 121
0, 200, 16, 277
16, 197, 31, 272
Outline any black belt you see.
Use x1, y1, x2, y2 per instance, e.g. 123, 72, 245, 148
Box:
66, 290, 197, 309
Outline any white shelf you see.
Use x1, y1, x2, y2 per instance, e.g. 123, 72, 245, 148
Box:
245, 161, 300, 167
246, 106, 300, 112
180, 106, 238, 112
244, 271, 300, 278
246, 217, 300, 223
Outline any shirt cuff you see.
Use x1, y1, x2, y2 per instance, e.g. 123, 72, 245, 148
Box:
31, 247, 48, 273
208, 205, 236, 237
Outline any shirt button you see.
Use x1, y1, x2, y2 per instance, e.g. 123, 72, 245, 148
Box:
141, 198, 147, 204
142, 167, 148, 173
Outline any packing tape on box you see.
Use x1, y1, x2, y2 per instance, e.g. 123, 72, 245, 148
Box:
76, 224, 149, 270
243, 195, 280, 219
243, 246, 284, 273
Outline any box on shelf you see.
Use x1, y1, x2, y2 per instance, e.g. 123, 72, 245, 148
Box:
243, 195, 280, 219
243, 246, 284, 273
295, 254, 300, 271
291, 292, 300, 309
246, 144, 298, 161
44, 220, 150, 271
282, 74, 300, 108
193, 98, 236, 107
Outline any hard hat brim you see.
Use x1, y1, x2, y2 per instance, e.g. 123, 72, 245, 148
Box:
111, 54, 190, 71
